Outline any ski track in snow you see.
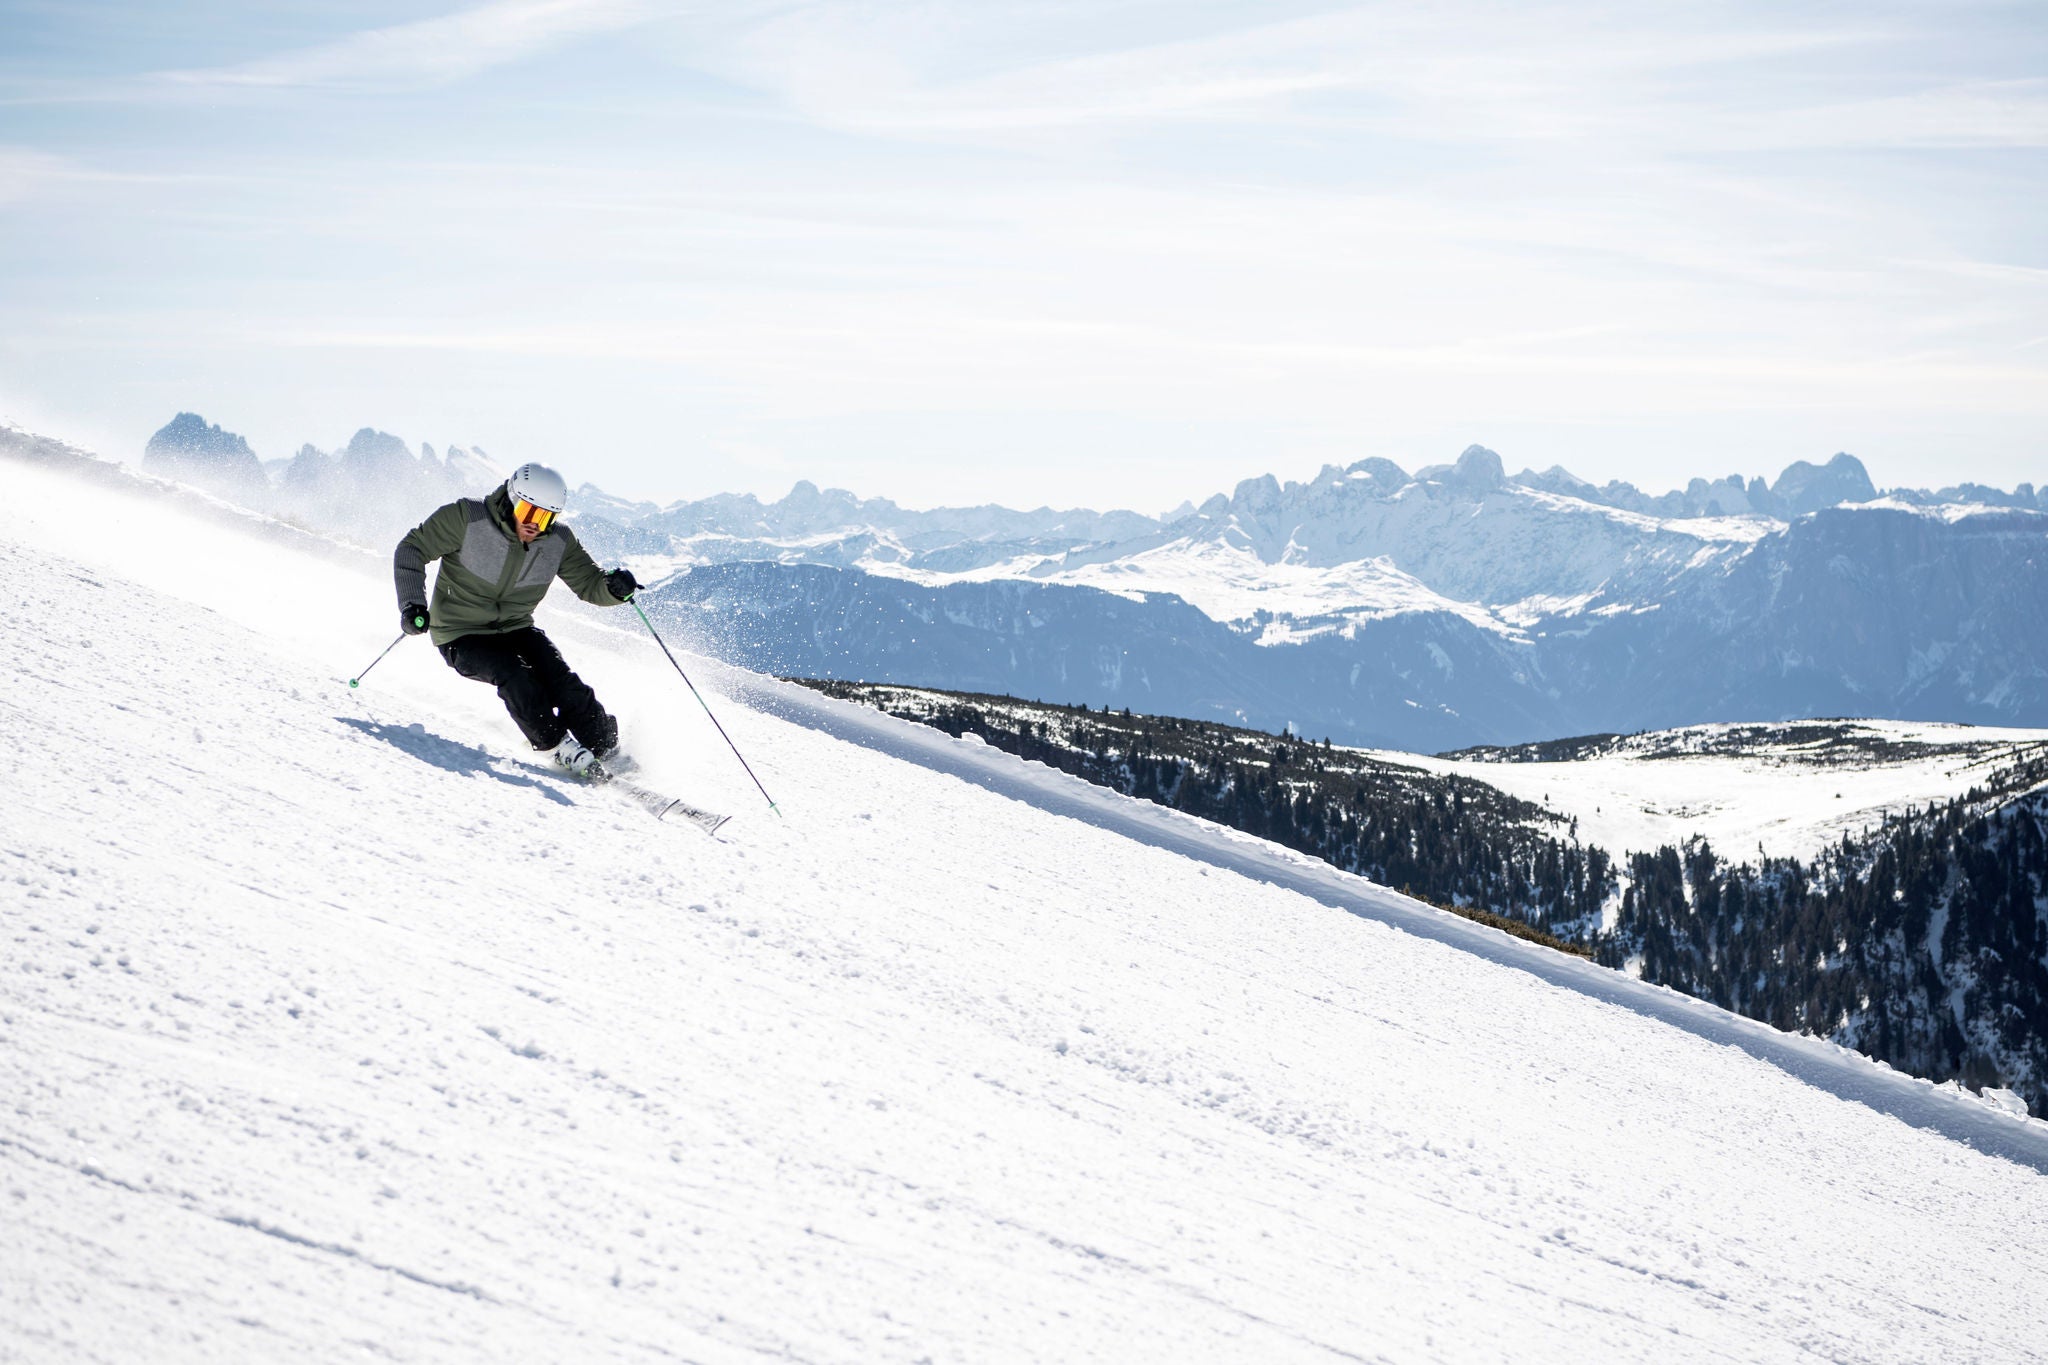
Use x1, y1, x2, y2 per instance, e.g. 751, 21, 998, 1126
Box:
3, 456, 2047, 1363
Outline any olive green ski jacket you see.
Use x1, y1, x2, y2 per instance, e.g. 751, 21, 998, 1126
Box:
394, 487, 625, 646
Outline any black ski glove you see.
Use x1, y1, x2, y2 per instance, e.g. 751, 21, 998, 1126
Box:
400, 604, 431, 635
605, 568, 638, 601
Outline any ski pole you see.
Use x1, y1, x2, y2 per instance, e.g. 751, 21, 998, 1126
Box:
348, 628, 415, 689
629, 597, 782, 817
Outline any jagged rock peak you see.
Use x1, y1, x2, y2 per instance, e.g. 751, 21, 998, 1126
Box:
145, 412, 257, 464
1530, 464, 1590, 489
1231, 473, 1284, 510
343, 428, 415, 463
142, 413, 264, 491
1344, 457, 1410, 492
1451, 445, 1506, 492
1772, 452, 1876, 517
1682, 474, 1758, 517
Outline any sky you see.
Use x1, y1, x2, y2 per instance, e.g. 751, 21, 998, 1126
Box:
1, 0, 2043, 512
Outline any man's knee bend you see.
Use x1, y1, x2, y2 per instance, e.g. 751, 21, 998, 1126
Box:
441, 640, 517, 687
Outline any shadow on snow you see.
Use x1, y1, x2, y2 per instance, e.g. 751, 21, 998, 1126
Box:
335, 717, 574, 806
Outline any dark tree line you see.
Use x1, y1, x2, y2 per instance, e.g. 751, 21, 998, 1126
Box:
1599, 752, 2048, 1114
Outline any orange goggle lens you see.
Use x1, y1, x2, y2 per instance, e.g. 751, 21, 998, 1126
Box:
513, 498, 556, 532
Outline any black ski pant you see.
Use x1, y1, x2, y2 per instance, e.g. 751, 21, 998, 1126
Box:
438, 626, 618, 754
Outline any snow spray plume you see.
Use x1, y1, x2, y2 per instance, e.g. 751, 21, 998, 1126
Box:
630, 596, 782, 818
347, 632, 412, 689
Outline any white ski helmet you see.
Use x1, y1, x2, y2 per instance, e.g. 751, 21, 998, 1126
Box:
505, 463, 569, 514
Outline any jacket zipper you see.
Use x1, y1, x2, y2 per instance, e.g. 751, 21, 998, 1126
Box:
489, 501, 528, 599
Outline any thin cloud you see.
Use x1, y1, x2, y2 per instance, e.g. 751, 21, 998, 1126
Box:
716, 1, 1887, 142
153, 0, 670, 92
0, 144, 227, 202
0, 147, 75, 204
1892, 258, 2048, 287
1733, 78, 2048, 150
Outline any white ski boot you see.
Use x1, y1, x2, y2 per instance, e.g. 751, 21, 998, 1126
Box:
552, 737, 608, 781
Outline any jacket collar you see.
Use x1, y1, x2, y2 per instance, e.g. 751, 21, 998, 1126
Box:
486, 485, 556, 541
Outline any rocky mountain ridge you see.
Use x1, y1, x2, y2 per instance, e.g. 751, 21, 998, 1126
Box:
141, 413, 502, 540
124, 412, 2048, 749
137, 411, 2045, 556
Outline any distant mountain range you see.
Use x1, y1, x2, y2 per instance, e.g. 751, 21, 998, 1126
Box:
133, 411, 2048, 750
142, 412, 503, 537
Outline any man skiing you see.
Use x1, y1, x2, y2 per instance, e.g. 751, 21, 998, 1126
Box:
393, 463, 638, 777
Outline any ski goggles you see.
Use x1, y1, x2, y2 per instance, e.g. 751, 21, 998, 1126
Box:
512, 498, 556, 533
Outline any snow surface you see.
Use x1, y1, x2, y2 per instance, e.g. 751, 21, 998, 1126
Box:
881, 536, 1512, 637
1037, 539, 1511, 635
6, 454, 2048, 1362
1400, 724, 2048, 864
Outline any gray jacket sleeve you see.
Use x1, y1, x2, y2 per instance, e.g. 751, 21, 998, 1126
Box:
555, 526, 625, 607
394, 501, 469, 608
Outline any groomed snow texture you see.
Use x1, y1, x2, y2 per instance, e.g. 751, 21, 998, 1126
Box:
3, 457, 2046, 1363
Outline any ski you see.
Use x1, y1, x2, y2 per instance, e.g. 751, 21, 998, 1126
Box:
612, 779, 732, 836
539, 748, 733, 837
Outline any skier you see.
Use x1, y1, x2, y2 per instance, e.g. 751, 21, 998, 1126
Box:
393, 463, 639, 777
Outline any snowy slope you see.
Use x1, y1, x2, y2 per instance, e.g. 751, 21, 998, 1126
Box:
5, 453, 2048, 1363
878, 534, 1516, 640
1404, 722, 2048, 864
